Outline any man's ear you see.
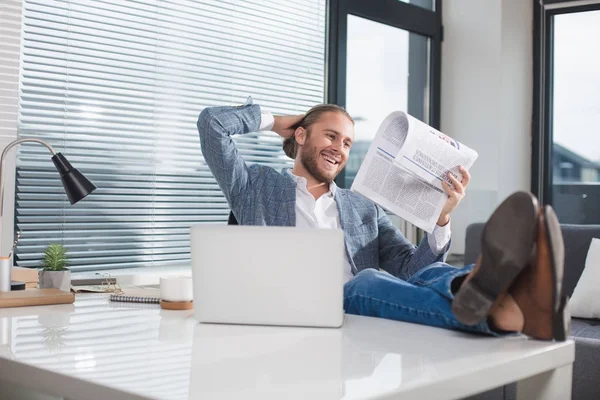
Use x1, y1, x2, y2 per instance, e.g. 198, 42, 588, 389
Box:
295, 127, 307, 145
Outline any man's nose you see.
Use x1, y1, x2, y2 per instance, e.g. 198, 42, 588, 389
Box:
331, 139, 343, 151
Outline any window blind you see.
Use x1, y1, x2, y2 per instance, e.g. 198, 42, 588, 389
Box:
15, 0, 326, 271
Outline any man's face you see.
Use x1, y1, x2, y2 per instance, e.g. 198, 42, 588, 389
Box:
298, 112, 354, 184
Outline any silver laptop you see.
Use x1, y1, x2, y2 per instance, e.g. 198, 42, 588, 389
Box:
190, 225, 345, 328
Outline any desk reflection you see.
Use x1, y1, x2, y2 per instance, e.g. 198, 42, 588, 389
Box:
187, 318, 439, 400
190, 323, 344, 399
1, 296, 455, 400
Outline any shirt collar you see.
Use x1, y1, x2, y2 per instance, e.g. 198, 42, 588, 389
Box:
285, 169, 337, 197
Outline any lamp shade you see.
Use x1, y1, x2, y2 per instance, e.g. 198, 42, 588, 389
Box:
51, 153, 96, 204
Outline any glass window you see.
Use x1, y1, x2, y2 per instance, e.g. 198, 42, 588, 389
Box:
16, 0, 326, 271
551, 10, 600, 224
398, 0, 435, 11
344, 15, 430, 188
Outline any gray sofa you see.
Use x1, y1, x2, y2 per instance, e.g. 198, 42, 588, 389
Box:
464, 223, 600, 400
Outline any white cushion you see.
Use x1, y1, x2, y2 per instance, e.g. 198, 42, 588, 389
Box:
569, 238, 600, 319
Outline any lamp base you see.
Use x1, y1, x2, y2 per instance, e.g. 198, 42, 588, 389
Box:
10, 281, 25, 291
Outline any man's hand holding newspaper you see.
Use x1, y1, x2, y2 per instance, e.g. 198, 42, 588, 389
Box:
437, 165, 471, 227
350, 111, 478, 233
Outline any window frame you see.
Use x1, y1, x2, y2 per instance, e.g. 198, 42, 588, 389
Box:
327, 0, 443, 188
532, 0, 600, 204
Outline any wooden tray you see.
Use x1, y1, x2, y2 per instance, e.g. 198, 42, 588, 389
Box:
0, 288, 75, 308
160, 300, 193, 310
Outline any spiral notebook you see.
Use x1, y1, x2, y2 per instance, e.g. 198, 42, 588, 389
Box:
109, 287, 160, 304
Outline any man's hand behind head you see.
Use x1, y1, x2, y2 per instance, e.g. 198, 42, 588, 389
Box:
273, 114, 305, 139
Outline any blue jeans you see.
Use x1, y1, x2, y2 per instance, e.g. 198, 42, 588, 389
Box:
344, 263, 496, 335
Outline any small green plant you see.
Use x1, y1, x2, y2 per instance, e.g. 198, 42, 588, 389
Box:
42, 244, 69, 271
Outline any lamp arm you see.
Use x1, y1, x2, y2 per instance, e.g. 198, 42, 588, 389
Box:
0, 138, 57, 217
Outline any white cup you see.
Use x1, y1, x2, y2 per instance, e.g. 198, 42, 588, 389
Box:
0, 257, 11, 293
159, 276, 193, 302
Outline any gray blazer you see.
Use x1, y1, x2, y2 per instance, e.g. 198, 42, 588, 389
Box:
197, 101, 449, 280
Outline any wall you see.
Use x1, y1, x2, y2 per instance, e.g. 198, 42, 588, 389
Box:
0, 0, 21, 256
441, 0, 533, 255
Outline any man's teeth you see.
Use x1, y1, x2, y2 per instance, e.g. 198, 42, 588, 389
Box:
323, 155, 337, 164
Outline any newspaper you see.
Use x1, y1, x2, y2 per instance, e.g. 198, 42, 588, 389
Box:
350, 111, 478, 233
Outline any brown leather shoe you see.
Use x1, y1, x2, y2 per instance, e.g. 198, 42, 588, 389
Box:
508, 205, 570, 341
452, 191, 539, 325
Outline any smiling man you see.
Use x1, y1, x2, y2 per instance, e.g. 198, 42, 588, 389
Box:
197, 98, 568, 341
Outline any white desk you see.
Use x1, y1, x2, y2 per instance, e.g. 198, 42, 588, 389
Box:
0, 294, 574, 400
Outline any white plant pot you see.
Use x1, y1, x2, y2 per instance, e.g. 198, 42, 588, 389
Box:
38, 270, 71, 292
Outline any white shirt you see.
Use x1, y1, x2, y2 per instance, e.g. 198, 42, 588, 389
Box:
259, 111, 451, 283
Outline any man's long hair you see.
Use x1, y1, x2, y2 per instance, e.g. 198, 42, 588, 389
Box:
282, 104, 354, 159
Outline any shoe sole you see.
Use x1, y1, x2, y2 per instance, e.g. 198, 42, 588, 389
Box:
452, 192, 538, 325
544, 205, 570, 341
554, 295, 570, 341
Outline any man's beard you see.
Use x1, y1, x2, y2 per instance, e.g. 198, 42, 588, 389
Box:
300, 144, 343, 184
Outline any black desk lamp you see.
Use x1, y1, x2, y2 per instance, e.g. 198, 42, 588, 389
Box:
0, 138, 96, 293
0, 138, 96, 292
0, 138, 96, 213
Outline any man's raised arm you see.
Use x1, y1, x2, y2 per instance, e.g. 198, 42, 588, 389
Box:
196, 100, 264, 210
197, 98, 303, 210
